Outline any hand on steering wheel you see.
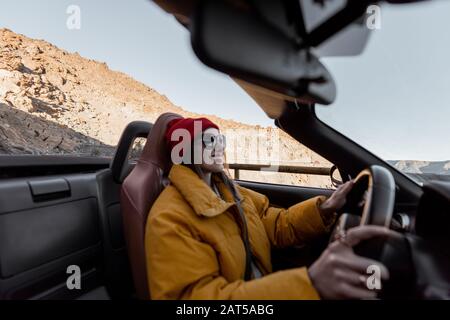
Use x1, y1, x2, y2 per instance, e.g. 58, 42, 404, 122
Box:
310, 165, 398, 299
318, 180, 354, 218
308, 225, 395, 300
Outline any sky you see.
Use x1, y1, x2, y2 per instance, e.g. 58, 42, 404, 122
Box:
318, 1, 450, 161
0, 0, 449, 161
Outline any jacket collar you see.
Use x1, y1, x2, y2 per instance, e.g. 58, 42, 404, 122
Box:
168, 164, 239, 218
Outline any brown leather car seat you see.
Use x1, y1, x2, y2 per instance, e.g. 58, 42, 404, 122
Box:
120, 112, 182, 299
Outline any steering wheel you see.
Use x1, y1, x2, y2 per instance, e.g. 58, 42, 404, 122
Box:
330, 165, 396, 258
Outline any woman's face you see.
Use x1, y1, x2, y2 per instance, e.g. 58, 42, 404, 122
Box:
198, 128, 226, 173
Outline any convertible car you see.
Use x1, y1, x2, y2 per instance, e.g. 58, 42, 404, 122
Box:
0, 0, 449, 300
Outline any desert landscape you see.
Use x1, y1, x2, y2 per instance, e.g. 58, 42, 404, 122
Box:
0, 28, 448, 187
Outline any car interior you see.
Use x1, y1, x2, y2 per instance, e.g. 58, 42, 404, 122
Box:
0, 0, 449, 300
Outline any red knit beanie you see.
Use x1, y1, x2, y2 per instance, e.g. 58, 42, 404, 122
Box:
165, 117, 219, 153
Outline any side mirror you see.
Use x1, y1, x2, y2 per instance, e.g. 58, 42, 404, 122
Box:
190, 0, 336, 105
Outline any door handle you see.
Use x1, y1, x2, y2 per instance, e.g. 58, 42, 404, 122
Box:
28, 178, 71, 202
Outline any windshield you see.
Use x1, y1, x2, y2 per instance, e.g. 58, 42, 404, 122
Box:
315, 2, 450, 184
0, 0, 336, 188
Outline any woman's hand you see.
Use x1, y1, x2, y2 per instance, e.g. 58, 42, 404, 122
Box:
319, 180, 354, 217
308, 225, 396, 300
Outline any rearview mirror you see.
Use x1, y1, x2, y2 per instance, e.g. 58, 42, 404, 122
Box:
190, 0, 337, 105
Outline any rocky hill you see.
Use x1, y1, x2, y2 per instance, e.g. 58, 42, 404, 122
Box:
389, 160, 450, 175
388, 160, 450, 183
0, 28, 333, 186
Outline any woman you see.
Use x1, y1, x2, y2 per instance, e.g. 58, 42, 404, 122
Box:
145, 117, 391, 299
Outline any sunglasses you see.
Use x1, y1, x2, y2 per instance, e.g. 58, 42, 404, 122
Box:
202, 133, 226, 149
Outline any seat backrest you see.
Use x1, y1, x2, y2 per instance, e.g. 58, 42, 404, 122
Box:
120, 112, 182, 299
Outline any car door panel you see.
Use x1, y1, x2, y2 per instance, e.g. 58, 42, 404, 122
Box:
0, 173, 106, 299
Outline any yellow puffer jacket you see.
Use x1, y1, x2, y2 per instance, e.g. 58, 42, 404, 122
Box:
145, 164, 334, 299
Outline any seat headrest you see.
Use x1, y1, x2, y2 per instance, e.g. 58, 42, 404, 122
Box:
139, 112, 183, 174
